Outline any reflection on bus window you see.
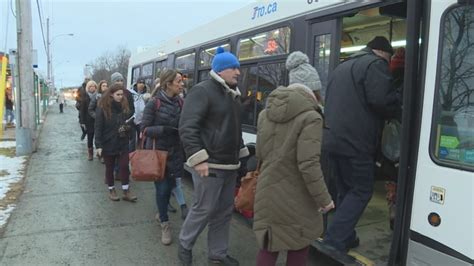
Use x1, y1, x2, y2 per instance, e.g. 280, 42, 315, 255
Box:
237, 27, 291, 60
313, 34, 331, 97
239, 66, 258, 126
256, 63, 286, 119
200, 44, 230, 67
432, 5, 474, 169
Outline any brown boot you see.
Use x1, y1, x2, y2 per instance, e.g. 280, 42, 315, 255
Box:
108, 188, 120, 201
88, 148, 93, 161
122, 189, 137, 202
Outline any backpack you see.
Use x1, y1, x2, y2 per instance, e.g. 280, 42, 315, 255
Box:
381, 119, 402, 162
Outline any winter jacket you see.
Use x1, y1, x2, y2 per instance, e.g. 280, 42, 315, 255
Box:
79, 91, 95, 132
179, 70, 249, 170
141, 90, 184, 178
87, 93, 101, 119
253, 84, 332, 252
323, 47, 401, 157
94, 102, 132, 156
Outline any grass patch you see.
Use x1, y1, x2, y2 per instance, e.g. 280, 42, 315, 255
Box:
0, 147, 16, 158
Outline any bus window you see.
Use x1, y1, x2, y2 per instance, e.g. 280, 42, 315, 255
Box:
431, 5, 474, 170
239, 66, 258, 126
141, 63, 154, 88
256, 63, 286, 117
175, 53, 196, 71
237, 27, 291, 61
131, 67, 140, 85
313, 34, 331, 96
200, 44, 230, 67
198, 70, 210, 82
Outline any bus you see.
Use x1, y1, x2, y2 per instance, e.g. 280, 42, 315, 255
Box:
127, 0, 474, 265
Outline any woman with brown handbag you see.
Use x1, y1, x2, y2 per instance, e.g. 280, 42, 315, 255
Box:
141, 69, 186, 246
94, 83, 137, 202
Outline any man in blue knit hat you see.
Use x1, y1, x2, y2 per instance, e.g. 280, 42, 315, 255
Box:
178, 47, 249, 266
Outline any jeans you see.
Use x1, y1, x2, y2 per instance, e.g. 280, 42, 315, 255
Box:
154, 176, 174, 223
172, 177, 186, 206
5, 109, 14, 123
324, 153, 375, 251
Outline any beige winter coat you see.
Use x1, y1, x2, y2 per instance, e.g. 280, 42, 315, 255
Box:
253, 84, 332, 252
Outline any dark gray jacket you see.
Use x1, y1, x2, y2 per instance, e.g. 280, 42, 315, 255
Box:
88, 93, 101, 119
322, 48, 401, 157
179, 71, 249, 170
141, 91, 184, 178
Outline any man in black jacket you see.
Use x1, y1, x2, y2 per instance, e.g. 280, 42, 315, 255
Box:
321, 36, 401, 260
178, 47, 249, 266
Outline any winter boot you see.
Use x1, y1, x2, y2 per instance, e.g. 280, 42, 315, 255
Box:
178, 243, 193, 266
160, 221, 172, 245
88, 148, 93, 161
122, 189, 137, 202
180, 204, 188, 220
108, 188, 120, 201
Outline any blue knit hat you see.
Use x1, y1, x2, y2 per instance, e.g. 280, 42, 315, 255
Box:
211, 47, 240, 73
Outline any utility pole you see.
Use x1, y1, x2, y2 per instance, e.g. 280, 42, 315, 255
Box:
15, 0, 36, 155
47, 18, 51, 95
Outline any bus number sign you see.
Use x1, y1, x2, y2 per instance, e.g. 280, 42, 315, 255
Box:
430, 186, 445, 205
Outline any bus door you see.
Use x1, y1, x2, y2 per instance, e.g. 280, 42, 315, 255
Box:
401, 0, 474, 265
308, 19, 340, 98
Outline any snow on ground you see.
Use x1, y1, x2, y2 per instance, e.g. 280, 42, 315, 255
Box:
0, 141, 27, 227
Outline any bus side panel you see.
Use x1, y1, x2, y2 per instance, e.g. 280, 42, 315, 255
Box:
409, 0, 474, 261
407, 240, 473, 266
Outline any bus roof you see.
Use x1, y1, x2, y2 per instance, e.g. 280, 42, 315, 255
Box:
129, 0, 353, 66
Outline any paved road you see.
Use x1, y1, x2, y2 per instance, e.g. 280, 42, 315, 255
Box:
0, 103, 263, 265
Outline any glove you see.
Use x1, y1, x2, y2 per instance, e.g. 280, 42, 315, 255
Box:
96, 148, 102, 157
163, 126, 178, 135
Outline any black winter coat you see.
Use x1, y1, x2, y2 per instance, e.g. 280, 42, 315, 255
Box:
79, 92, 95, 132
94, 102, 132, 156
323, 48, 401, 157
141, 91, 184, 178
179, 73, 247, 169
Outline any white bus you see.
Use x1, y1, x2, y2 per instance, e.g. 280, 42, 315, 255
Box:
128, 0, 474, 265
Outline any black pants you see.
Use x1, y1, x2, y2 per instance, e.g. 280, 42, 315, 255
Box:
324, 153, 375, 251
59, 104, 64, 113
87, 127, 94, 149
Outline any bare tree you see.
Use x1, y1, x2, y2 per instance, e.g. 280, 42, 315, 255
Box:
89, 46, 131, 83
440, 7, 474, 114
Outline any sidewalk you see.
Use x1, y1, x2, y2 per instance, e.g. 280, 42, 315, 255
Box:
0, 103, 259, 265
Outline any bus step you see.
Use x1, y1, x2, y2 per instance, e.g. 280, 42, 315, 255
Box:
312, 238, 375, 266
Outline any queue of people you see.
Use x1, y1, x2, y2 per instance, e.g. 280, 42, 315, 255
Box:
70, 35, 402, 266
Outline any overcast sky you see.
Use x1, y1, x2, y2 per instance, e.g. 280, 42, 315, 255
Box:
1, 0, 254, 88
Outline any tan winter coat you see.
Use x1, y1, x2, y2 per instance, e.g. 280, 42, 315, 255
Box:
253, 84, 332, 252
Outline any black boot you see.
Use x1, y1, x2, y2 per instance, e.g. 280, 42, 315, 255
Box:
180, 204, 188, 220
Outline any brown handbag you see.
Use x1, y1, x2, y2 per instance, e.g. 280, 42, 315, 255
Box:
235, 162, 260, 212
129, 131, 168, 182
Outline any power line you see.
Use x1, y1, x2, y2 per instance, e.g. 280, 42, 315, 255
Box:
35, 0, 48, 56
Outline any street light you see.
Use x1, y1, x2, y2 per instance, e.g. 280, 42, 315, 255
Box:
46, 18, 73, 96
